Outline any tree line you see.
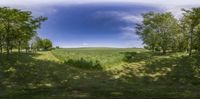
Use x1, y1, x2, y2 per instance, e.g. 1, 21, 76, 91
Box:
0, 7, 52, 55
136, 7, 200, 56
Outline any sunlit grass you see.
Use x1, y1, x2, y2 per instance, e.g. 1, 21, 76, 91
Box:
0, 49, 200, 98
51, 48, 148, 69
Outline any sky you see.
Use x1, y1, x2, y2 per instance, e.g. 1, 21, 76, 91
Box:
1, 0, 200, 48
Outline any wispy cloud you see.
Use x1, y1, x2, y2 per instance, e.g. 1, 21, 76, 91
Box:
122, 15, 142, 23
1, 0, 200, 7
120, 27, 143, 48
2, 0, 200, 19
94, 10, 144, 48
120, 27, 138, 40
2, 0, 199, 48
95, 11, 142, 23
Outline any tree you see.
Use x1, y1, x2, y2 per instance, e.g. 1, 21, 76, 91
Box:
30, 37, 53, 51
56, 46, 60, 49
31, 36, 42, 52
194, 25, 200, 51
42, 39, 53, 51
0, 7, 47, 55
136, 12, 180, 54
0, 23, 4, 54
182, 8, 200, 56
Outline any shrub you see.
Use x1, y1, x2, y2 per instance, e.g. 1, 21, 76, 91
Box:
64, 58, 102, 70
123, 52, 137, 62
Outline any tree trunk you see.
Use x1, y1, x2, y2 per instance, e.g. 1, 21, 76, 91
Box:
18, 41, 21, 53
163, 49, 166, 54
152, 46, 155, 52
10, 47, 12, 53
6, 47, 9, 55
0, 46, 2, 54
26, 48, 28, 54
161, 46, 167, 54
189, 26, 194, 56
18, 47, 20, 53
6, 20, 10, 56
6, 40, 10, 55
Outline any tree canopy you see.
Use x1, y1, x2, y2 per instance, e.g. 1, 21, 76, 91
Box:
0, 7, 48, 54
136, 7, 200, 55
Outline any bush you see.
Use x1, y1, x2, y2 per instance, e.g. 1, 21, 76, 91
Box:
123, 52, 137, 62
64, 58, 102, 70
56, 46, 60, 49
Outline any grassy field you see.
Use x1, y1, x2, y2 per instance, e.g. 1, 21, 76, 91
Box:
0, 48, 200, 99
51, 48, 147, 69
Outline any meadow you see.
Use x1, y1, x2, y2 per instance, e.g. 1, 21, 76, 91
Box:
0, 48, 200, 99
51, 48, 147, 69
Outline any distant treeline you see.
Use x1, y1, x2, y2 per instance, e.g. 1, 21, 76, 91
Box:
136, 7, 200, 55
0, 7, 52, 55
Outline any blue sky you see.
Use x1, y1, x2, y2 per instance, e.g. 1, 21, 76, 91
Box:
37, 3, 159, 48
1, 0, 200, 48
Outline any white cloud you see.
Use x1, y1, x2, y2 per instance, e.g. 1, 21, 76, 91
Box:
1, 0, 200, 7
95, 11, 142, 23
165, 5, 200, 19
122, 15, 142, 23
120, 26, 144, 48
1, 0, 200, 19
1, 0, 199, 48
121, 27, 137, 39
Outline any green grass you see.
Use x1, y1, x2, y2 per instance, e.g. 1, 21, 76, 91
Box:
0, 48, 200, 99
51, 48, 147, 69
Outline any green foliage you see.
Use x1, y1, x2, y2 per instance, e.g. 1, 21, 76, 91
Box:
31, 37, 53, 51
137, 7, 200, 55
0, 7, 47, 54
64, 58, 102, 70
1, 6, 200, 99
136, 12, 180, 54
42, 39, 53, 51
182, 8, 200, 55
122, 52, 137, 62
55, 46, 60, 49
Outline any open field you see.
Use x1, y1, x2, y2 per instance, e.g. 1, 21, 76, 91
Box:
0, 48, 200, 99
51, 48, 148, 69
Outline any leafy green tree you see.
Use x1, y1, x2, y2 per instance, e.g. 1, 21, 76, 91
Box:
31, 36, 43, 51
56, 46, 60, 49
136, 12, 180, 54
182, 8, 200, 56
42, 39, 53, 51
30, 37, 53, 51
0, 7, 47, 55
0, 23, 4, 54
194, 25, 200, 51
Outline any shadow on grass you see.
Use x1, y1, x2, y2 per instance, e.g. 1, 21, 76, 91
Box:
121, 51, 181, 63
0, 53, 71, 98
0, 53, 117, 99
143, 55, 200, 85
0, 52, 200, 99
114, 53, 200, 98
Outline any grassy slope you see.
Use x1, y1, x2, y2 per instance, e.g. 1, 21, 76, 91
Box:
0, 49, 200, 99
